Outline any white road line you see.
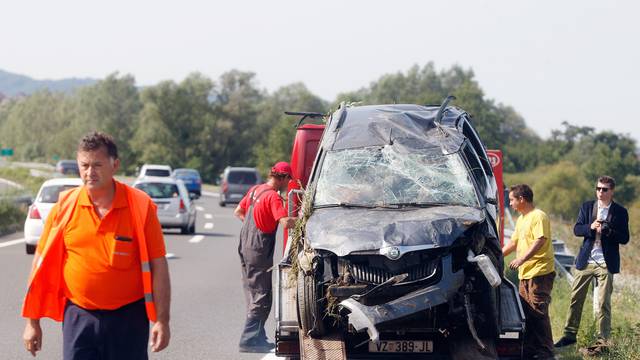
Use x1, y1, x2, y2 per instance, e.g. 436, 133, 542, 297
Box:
196, 206, 205, 211
0, 177, 24, 189
204, 213, 213, 219
260, 352, 279, 359
189, 235, 205, 243
202, 191, 220, 197
0, 238, 25, 248
204, 222, 214, 230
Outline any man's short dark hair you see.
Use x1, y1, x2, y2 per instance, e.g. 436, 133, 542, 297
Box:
78, 131, 118, 159
510, 184, 534, 203
597, 175, 616, 189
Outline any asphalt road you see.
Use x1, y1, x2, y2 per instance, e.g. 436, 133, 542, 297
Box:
0, 192, 286, 360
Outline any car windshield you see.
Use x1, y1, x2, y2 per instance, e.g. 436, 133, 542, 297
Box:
135, 183, 180, 198
314, 146, 479, 207
38, 184, 80, 203
227, 171, 257, 184
145, 169, 171, 177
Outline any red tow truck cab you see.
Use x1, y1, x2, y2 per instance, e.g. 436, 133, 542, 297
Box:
283, 123, 325, 250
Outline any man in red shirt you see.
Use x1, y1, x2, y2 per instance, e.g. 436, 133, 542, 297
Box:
234, 162, 297, 352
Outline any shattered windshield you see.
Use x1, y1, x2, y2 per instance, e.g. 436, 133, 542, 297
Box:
314, 146, 478, 207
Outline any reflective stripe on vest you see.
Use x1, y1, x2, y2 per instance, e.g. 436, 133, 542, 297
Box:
22, 184, 157, 322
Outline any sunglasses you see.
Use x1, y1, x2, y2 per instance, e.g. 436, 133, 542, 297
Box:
596, 187, 610, 192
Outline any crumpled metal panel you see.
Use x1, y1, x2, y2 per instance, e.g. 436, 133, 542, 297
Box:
325, 104, 465, 153
305, 206, 484, 256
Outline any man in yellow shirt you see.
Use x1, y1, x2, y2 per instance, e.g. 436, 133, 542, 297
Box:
502, 184, 555, 360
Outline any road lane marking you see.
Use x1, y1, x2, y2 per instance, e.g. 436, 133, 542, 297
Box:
202, 191, 220, 197
189, 235, 205, 243
260, 351, 279, 359
204, 222, 214, 230
204, 213, 213, 219
0, 238, 25, 248
0, 177, 24, 189
196, 206, 205, 211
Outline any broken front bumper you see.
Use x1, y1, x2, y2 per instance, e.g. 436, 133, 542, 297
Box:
339, 255, 464, 343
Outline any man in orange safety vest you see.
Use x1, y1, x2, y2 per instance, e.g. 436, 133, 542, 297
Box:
22, 132, 171, 359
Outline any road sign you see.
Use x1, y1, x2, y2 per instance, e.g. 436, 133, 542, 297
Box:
0, 148, 13, 156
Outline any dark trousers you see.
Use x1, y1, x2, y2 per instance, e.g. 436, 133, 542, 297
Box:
519, 272, 555, 359
63, 298, 149, 360
238, 215, 276, 346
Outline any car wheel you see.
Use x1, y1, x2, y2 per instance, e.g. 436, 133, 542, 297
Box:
297, 270, 325, 338
189, 220, 196, 234
181, 225, 189, 234
219, 201, 226, 207
26, 244, 36, 255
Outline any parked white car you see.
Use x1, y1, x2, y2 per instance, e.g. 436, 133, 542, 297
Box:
24, 178, 83, 254
138, 164, 172, 178
134, 176, 197, 234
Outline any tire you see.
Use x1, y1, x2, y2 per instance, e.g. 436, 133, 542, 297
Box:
189, 220, 196, 234
219, 201, 226, 207
297, 270, 325, 338
26, 244, 36, 255
181, 225, 189, 234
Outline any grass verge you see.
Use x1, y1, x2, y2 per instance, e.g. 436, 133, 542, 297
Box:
504, 253, 640, 359
0, 200, 26, 234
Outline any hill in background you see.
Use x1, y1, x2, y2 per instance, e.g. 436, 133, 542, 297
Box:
0, 69, 97, 97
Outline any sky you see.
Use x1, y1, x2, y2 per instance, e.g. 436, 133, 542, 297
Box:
2, 0, 639, 143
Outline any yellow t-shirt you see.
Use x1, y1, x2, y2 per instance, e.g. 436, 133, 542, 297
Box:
511, 208, 555, 279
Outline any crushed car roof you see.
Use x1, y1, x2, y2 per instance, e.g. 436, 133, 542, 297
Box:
324, 104, 467, 153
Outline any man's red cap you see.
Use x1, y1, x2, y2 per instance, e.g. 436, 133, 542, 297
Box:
271, 161, 292, 177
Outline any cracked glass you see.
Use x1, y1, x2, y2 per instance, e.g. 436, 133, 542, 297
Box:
314, 145, 478, 207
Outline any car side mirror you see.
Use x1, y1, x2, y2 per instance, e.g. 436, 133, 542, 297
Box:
485, 197, 498, 205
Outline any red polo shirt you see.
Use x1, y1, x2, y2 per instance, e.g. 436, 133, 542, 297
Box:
238, 184, 287, 233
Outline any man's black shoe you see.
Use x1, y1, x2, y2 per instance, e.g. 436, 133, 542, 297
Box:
554, 336, 576, 348
238, 340, 275, 353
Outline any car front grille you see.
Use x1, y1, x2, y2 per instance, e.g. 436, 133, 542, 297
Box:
349, 259, 439, 285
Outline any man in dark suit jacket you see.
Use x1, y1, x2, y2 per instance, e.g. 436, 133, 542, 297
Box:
555, 176, 630, 350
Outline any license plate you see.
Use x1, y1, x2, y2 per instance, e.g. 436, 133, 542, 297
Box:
368, 340, 433, 353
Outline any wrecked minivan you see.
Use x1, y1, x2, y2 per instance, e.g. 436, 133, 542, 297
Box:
276, 100, 525, 359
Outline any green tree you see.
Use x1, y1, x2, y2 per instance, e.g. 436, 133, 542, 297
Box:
74, 73, 142, 173
334, 63, 541, 171
132, 73, 215, 177
253, 83, 327, 175
0, 90, 71, 161
209, 70, 265, 173
533, 161, 592, 220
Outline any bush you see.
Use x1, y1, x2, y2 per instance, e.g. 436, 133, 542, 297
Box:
0, 201, 26, 233
529, 161, 592, 220
0, 167, 47, 195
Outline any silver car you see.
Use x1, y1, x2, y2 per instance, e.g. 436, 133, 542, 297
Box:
218, 167, 261, 207
134, 176, 196, 234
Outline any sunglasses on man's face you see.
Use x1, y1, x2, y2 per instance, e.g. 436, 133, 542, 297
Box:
596, 187, 610, 192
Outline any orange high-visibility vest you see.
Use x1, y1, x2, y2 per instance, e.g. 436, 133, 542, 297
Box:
22, 185, 158, 322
